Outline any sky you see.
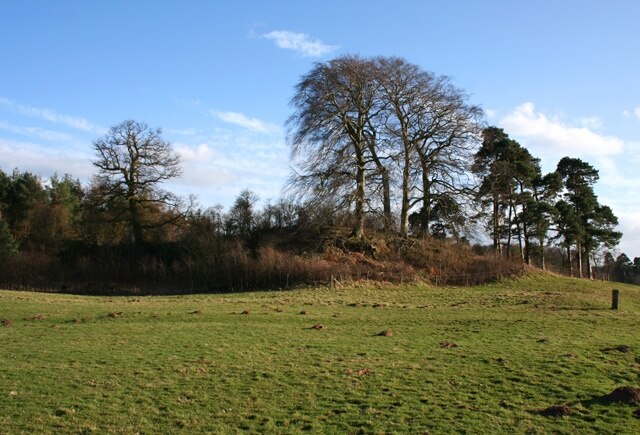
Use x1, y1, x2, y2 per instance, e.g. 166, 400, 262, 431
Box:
1, 0, 639, 255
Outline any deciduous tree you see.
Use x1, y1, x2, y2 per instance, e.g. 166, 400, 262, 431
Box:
92, 120, 183, 245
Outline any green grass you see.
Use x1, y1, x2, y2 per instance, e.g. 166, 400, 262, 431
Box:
1, 273, 640, 433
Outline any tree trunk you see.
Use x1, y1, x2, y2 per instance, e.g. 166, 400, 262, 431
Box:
381, 168, 392, 232
399, 146, 411, 238
353, 146, 366, 240
514, 212, 524, 263
567, 244, 573, 277
366, 137, 392, 232
539, 237, 546, 271
493, 195, 501, 254
577, 243, 583, 278
506, 202, 513, 257
420, 165, 431, 235
586, 250, 593, 280
521, 203, 531, 265
129, 199, 144, 246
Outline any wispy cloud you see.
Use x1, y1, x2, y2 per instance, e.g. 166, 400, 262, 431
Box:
578, 116, 603, 130
0, 96, 102, 133
171, 131, 289, 206
622, 107, 640, 120
213, 111, 280, 134
0, 138, 93, 178
262, 30, 338, 57
0, 121, 76, 143
500, 102, 624, 157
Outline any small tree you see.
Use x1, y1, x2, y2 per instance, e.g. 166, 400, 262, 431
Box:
0, 219, 18, 260
225, 189, 259, 239
92, 120, 183, 245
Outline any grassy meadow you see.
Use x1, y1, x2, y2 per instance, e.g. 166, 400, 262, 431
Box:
1, 273, 640, 433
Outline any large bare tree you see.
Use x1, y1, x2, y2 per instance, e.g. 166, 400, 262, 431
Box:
288, 55, 482, 240
288, 56, 385, 239
92, 120, 182, 245
378, 57, 482, 237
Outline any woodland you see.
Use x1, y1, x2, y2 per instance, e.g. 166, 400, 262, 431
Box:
0, 55, 635, 294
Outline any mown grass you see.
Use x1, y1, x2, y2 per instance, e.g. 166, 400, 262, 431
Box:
1, 273, 640, 433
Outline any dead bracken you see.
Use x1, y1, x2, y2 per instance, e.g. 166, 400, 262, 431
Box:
378, 330, 393, 337
2, 319, 12, 328
107, 312, 123, 318
539, 404, 572, 417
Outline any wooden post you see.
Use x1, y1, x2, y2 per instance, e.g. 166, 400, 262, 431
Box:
612, 289, 619, 310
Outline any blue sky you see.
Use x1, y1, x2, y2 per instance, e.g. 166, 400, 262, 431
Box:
1, 0, 639, 255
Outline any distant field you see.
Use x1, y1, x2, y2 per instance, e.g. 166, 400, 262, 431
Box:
1, 274, 640, 433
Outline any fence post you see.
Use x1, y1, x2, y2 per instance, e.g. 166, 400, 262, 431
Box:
612, 289, 619, 310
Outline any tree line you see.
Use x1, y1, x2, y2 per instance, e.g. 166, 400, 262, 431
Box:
0, 54, 629, 293
288, 55, 622, 278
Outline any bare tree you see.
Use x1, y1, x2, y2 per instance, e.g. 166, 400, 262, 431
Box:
288, 56, 385, 239
92, 120, 183, 245
289, 55, 481, 240
378, 57, 482, 237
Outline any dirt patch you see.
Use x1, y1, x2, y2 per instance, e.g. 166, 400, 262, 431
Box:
189, 310, 201, 315
241, 310, 250, 315
539, 404, 572, 417
346, 368, 371, 376
311, 324, 325, 330
378, 330, 393, 337
601, 345, 631, 353
299, 311, 308, 315
2, 319, 12, 327
107, 312, 123, 318
440, 341, 458, 348
70, 317, 90, 324
25, 314, 45, 320
537, 338, 549, 343
600, 386, 640, 405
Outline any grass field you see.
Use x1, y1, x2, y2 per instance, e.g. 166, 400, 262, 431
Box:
2, 273, 640, 433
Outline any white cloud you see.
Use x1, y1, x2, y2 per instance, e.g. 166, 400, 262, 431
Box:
622, 107, 640, 120
0, 96, 102, 133
0, 121, 76, 143
578, 116, 603, 130
263, 30, 338, 57
500, 102, 624, 157
167, 124, 289, 205
176, 143, 214, 161
0, 138, 93, 178
213, 111, 280, 134
484, 109, 497, 119
613, 211, 640, 256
